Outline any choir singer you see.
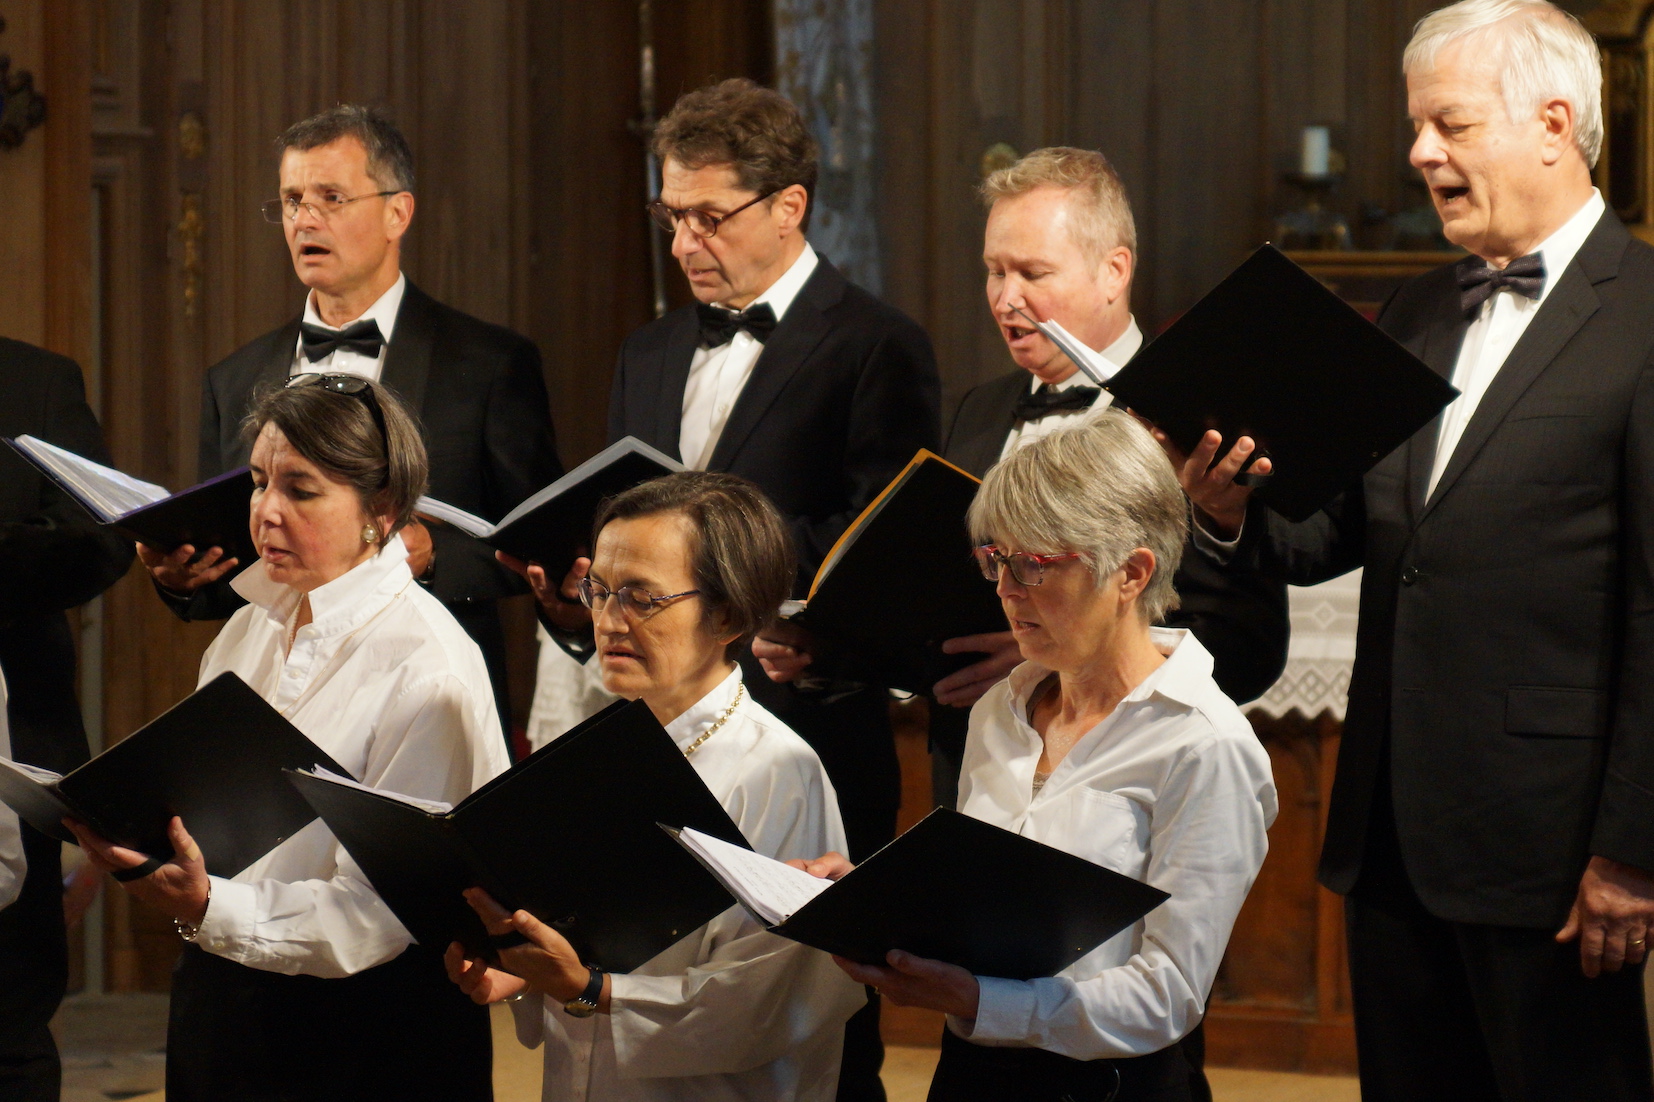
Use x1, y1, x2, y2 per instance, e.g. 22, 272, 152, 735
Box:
446, 471, 864, 1101
801, 412, 1277, 1102
68, 377, 509, 1102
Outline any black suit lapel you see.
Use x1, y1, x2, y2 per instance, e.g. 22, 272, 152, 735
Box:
947, 371, 1027, 478
704, 259, 843, 471
654, 310, 700, 460
1420, 215, 1621, 520
380, 279, 433, 416
1403, 288, 1467, 518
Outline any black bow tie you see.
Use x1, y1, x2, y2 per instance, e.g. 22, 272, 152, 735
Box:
1012, 383, 1102, 422
696, 302, 778, 349
1457, 253, 1545, 316
300, 319, 385, 363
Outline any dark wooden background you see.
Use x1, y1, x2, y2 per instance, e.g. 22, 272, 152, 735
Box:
0, 0, 1612, 1070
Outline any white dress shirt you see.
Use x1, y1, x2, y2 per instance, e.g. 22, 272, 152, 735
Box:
1427, 190, 1604, 497
0, 670, 22, 913
192, 533, 509, 977
998, 317, 1143, 460
678, 244, 820, 470
951, 629, 1277, 1059
514, 667, 864, 1101
289, 273, 407, 381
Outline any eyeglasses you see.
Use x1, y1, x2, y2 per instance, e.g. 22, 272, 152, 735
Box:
974, 544, 1084, 587
578, 576, 701, 618
261, 191, 400, 224
646, 189, 777, 238
284, 373, 391, 483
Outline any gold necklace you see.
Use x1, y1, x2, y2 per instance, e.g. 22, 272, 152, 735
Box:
682, 681, 745, 757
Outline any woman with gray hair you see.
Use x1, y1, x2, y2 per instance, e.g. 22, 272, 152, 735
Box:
804, 410, 1276, 1101
68, 375, 509, 1101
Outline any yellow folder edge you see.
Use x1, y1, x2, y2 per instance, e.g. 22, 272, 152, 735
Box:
805, 448, 982, 602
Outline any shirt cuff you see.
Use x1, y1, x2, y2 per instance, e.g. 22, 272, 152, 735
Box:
194, 874, 256, 955
951, 976, 1038, 1044
1190, 511, 1243, 565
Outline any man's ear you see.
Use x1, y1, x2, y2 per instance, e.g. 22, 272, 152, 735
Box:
386, 191, 416, 242
1101, 246, 1134, 305
773, 184, 809, 236
1538, 98, 1577, 167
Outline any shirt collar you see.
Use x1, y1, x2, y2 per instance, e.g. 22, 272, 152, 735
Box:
716, 242, 819, 323
231, 532, 413, 636
663, 665, 744, 750
1523, 189, 1603, 307
1036, 315, 1144, 393
300, 271, 407, 341
1004, 626, 1212, 714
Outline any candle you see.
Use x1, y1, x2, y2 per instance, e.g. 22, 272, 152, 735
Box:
1301, 125, 1331, 177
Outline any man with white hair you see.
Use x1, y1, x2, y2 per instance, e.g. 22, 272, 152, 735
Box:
1178, 1, 1654, 1097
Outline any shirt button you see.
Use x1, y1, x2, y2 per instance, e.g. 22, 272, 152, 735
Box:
1400, 566, 1420, 586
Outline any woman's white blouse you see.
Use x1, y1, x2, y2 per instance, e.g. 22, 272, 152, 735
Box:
516, 666, 865, 1101
193, 534, 509, 977
954, 628, 1277, 1060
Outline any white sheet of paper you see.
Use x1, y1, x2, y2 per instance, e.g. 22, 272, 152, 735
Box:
677, 825, 834, 926
301, 767, 453, 815
14, 434, 171, 521
412, 496, 494, 539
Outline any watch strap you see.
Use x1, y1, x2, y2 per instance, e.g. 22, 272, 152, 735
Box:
563, 964, 604, 1017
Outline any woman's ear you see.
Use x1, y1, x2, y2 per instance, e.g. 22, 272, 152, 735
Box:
1118, 548, 1156, 604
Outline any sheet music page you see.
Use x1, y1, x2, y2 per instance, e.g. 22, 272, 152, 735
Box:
301, 767, 453, 815
15, 435, 171, 521
412, 496, 495, 538
678, 825, 833, 926
0, 757, 63, 784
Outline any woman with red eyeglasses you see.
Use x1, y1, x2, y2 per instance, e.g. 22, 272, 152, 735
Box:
799, 409, 1278, 1102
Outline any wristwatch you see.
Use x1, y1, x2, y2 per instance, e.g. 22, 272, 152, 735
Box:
563, 964, 604, 1018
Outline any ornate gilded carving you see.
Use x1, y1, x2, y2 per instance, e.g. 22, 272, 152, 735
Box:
177, 192, 204, 318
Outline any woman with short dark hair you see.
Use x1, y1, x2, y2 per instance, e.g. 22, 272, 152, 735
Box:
69, 375, 508, 1102
448, 471, 864, 1102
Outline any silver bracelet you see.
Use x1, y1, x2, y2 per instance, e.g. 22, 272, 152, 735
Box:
174, 883, 211, 943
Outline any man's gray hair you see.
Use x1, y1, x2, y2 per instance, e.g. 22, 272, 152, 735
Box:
980, 147, 1138, 267
968, 409, 1186, 624
1404, 0, 1602, 167
278, 104, 417, 193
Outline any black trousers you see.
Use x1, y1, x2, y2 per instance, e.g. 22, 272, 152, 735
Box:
1347, 782, 1654, 1102
928, 1026, 1204, 1102
167, 942, 492, 1102
0, 828, 66, 1102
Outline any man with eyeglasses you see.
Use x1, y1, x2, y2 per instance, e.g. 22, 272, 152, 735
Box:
589, 78, 938, 1101
139, 104, 562, 742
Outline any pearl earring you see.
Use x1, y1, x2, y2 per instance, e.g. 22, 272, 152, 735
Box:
362, 525, 379, 544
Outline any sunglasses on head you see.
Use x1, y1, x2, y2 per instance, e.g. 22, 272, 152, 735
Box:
284, 372, 391, 482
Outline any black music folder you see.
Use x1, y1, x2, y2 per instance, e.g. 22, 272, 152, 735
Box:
670, 807, 1169, 980
286, 698, 750, 973
0, 673, 345, 879
1105, 244, 1459, 522
415, 436, 682, 569
792, 451, 1005, 694
5, 434, 256, 564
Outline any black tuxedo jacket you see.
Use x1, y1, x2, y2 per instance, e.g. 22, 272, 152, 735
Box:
1238, 211, 1654, 927
609, 255, 941, 588
945, 370, 1290, 706
0, 339, 134, 773
177, 279, 563, 620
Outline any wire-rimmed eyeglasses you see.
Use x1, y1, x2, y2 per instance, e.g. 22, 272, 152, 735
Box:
578, 576, 702, 618
261, 190, 400, 224
974, 544, 1084, 586
646, 189, 778, 238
